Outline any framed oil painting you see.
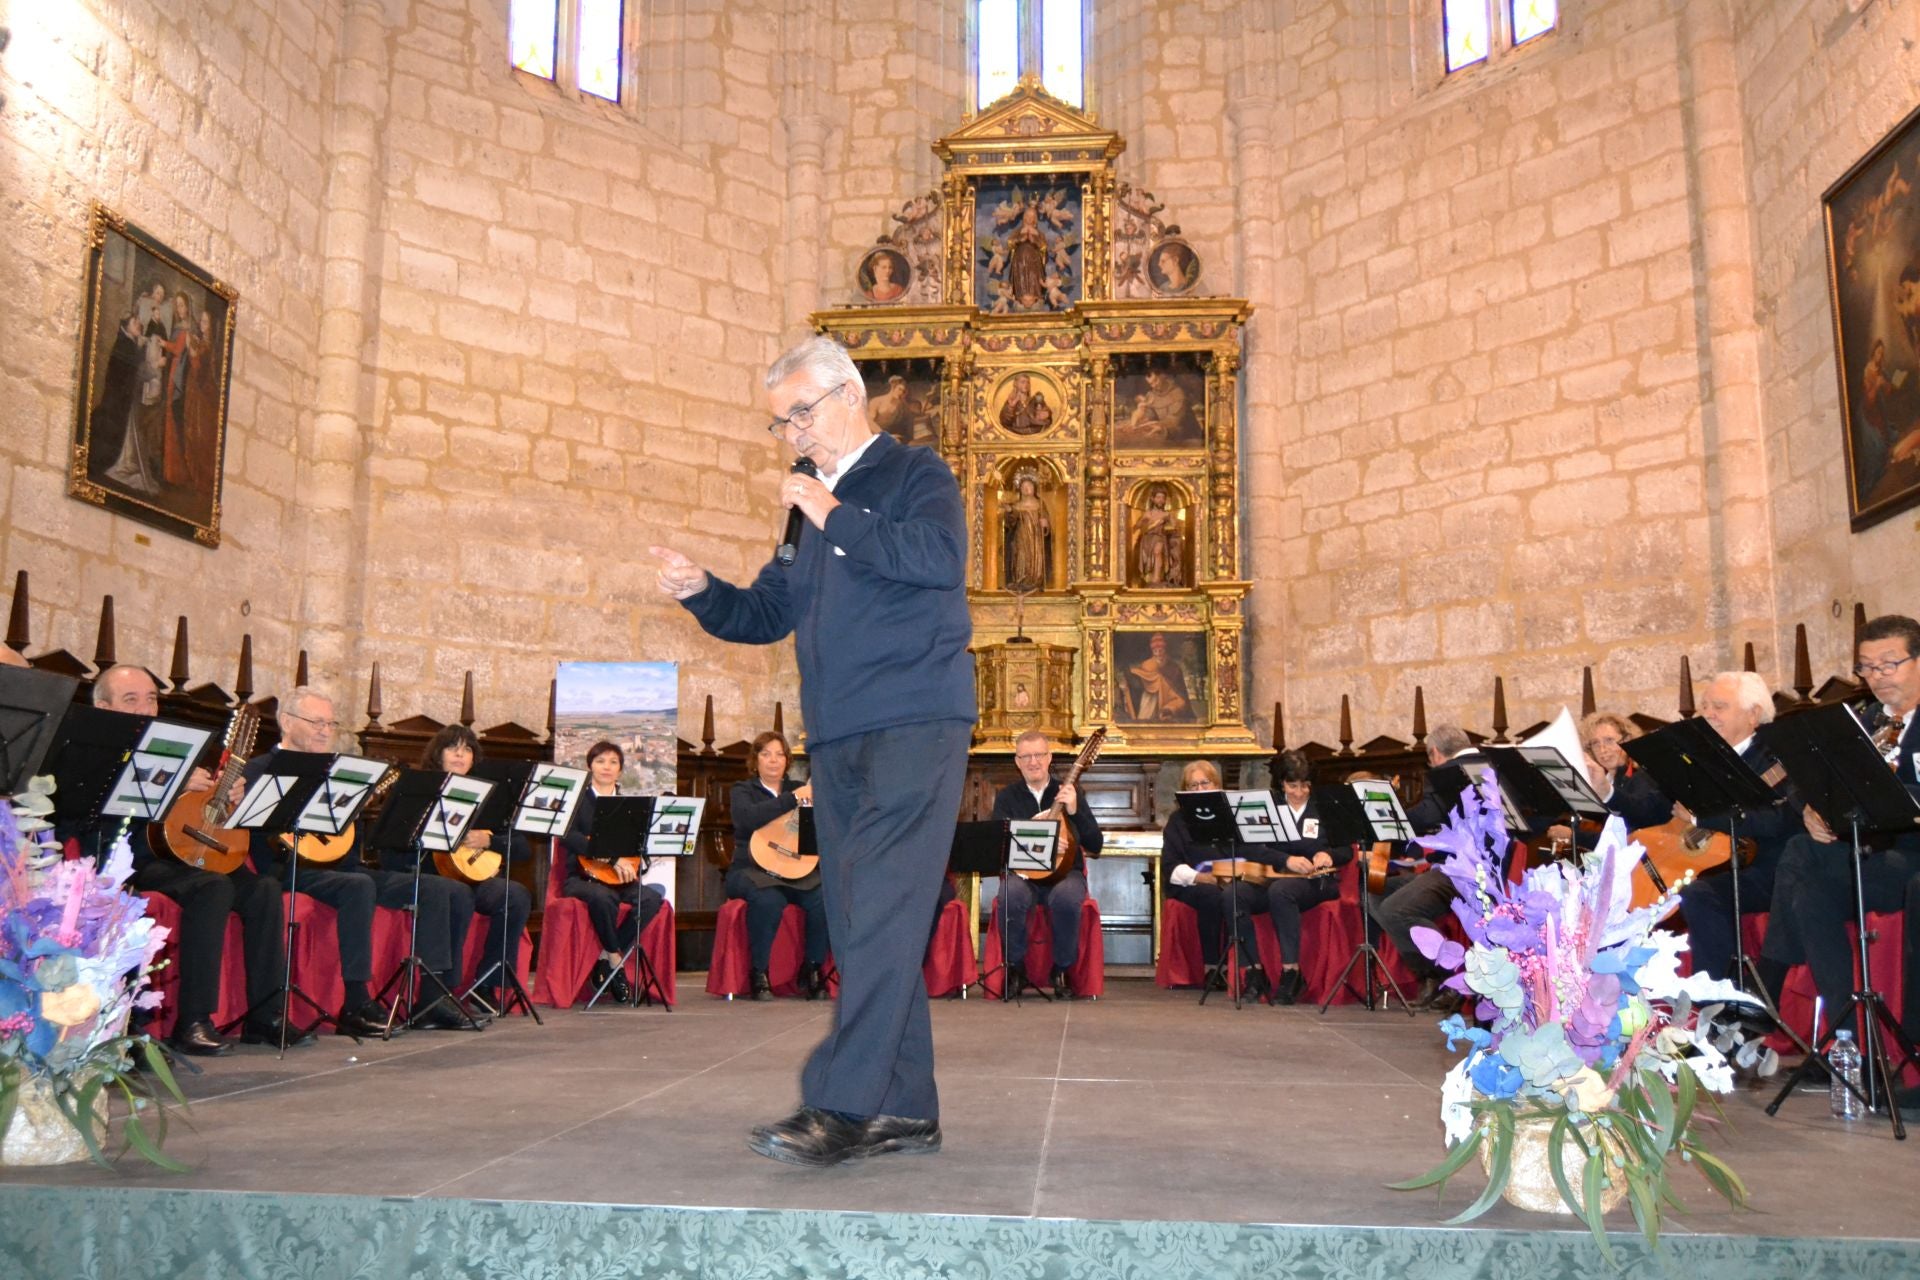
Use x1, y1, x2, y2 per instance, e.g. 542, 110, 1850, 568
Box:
68, 205, 237, 547
859, 357, 942, 447
1113, 630, 1207, 726
1112, 357, 1205, 450
1824, 102, 1920, 530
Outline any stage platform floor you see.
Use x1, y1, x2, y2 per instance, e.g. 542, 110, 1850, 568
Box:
3, 979, 1919, 1276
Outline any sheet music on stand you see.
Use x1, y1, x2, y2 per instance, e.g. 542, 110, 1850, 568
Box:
0, 666, 81, 796
1478, 744, 1611, 825
646, 795, 706, 858
1455, 757, 1532, 832
45, 705, 209, 827
515, 763, 589, 837
1761, 703, 1920, 837
1226, 789, 1284, 843
1347, 778, 1415, 842
420, 774, 495, 853
100, 719, 214, 821
1006, 819, 1058, 875
231, 753, 392, 835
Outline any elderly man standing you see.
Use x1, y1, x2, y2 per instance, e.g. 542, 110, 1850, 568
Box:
652, 335, 974, 1166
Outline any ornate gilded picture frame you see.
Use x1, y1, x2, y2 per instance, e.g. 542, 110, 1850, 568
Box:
68, 204, 237, 547
1824, 101, 1920, 531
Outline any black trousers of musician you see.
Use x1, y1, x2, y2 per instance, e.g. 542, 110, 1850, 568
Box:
562, 875, 665, 954
1368, 867, 1456, 980
1266, 874, 1342, 966
1167, 881, 1261, 967
801, 720, 971, 1123
469, 877, 533, 992
1678, 859, 1776, 983
131, 859, 285, 1026
723, 868, 829, 972
1760, 835, 1918, 1036
359, 868, 470, 988
292, 867, 378, 987
997, 870, 1089, 974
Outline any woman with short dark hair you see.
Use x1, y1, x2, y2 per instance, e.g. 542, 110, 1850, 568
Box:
559, 739, 665, 1002
727, 731, 830, 1001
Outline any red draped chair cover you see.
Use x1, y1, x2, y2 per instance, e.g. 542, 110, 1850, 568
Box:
705, 898, 810, 998
980, 895, 1105, 999
1151, 862, 1363, 1003
283, 892, 412, 1018
136, 893, 248, 1039
922, 897, 978, 998
459, 913, 536, 1014
530, 840, 677, 1008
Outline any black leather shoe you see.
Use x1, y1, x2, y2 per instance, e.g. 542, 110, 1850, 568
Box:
606, 968, 635, 1004
239, 1017, 316, 1048
1205, 969, 1230, 993
411, 998, 480, 1031
747, 1105, 867, 1167
801, 962, 827, 1001
1051, 968, 1071, 1000
336, 1001, 399, 1039
749, 970, 775, 1002
1429, 987, 1464, 1016
1411, 977, 1441, 1009
1275, 968, 1306, 1007
1242, 965, 1273, 1002
859, 1113, 941, 1157
167, 1019, 233, 1057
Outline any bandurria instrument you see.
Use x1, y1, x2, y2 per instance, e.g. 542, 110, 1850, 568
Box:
149, 704, 261, 875
1199, 857, 1336, 886
749, 804, 819, 882
280, 771, 397, 865
434, 839, 502, 885
1017, 727, 1109, 885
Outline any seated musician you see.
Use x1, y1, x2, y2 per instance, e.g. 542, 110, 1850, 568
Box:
725, 731, 829, 1001
1673, 671, 1803, 983
370, 726, 533, 1015
990, 730, 1102, 999
1368, 724, 1476, 1013
1161, 759, 1266, 997
558, 740, 666, 1002
1263, 750, 1352, 1005
1758, 616, 1920, 1066
63, 665, 295, 1055
1541, 712, 1673, 849
244, 686, 464, 1036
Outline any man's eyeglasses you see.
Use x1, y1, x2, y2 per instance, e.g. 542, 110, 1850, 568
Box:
766, 382, 845, 438
287, 712, 340, 732
1855, 655, 1917, 679
1014, 752, 1051, 763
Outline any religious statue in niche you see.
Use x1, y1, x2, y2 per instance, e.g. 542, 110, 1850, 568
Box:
975, 178, 1082, 314
1113, 363, 1203, 449
1115, 631, 1204, 725
862, 361, 941, 446
1127, 483, 1187, 589
999, 469, 1054, 593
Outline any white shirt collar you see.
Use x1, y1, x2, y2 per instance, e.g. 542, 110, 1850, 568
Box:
1027, 783, 1048, 805
820, 431, 881, 493
1731, 735, 1755, 757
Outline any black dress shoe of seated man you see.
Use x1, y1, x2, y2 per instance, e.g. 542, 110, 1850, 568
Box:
749, 1106, 868, 1167
859, 1114, 941, 1157
167, 1019, 233, 1057
336, 1002, 400, 1039
240, 1017, 317, 1048
412, 998, 480, 1031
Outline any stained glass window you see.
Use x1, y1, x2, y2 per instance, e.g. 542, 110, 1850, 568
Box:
1511, 0, 1558, 45
576, 0, 622, 101
1041, 0, 1083, 108
509, 0, 558, 81
977, 0, 1020, 110
1443, 0, 1490, 73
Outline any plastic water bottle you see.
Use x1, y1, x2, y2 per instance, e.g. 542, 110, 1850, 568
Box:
1829, 1030, 1864, 1120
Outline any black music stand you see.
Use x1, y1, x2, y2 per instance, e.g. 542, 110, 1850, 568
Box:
0, 667, 80, 797
1174, 791, 1251, 1009
227, 751, 378, 1053
1623, 719, 1782, 1003
1313, 783, 1418, 1016
947, 820, 1007, 1000
368, 769, 489, 1035
580, 796, 677, 1011
461, 760, 549, 1025
1762, 704, 1920, 1137
1478, 745, 1611, 857
964, 818, 1058, 1004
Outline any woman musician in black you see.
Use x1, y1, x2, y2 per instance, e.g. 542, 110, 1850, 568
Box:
726, 731, 830, 1001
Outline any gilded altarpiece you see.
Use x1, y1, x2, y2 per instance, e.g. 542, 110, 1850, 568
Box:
817, 84, 1257, 762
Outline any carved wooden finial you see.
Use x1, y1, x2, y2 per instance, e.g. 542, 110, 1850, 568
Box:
1491, 676, 1509, 743
701, 694, 716, 755
546, 677, 557, 737
1791, 623, 1813, 703
1853, 602, 1869, 653
5, 570, 28, 654
460, 671, 476, 726
1580, 667, 1596, 719
168, 616, 191, 689
1411, 686, 1427, 745
1741, 641, 1756, 674
295, 649, 311, 688
91, 595, 116, 669
1337, 694, 1354, 755
773, 701, 785, 736
235, 634, 255, 703
1271, 700, 1285, 751
1678, 655, 1696, 718
365, 660, 384, 728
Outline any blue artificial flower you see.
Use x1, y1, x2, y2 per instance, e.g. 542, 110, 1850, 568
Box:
1470, 1050, 1526, 1099
1439, 1012, 1492, 1054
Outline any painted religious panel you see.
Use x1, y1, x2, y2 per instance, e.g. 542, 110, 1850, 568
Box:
1824, 101, 1920, 530
68, 205, 237, 546
1112, 356, 1205, 450
1113, 630, 1208, 726
860, 357, 942, 447
974, 177, 1083, 314
986, 367, 1068, 439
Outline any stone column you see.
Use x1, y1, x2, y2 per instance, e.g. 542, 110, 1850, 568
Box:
782, 114, 830, 338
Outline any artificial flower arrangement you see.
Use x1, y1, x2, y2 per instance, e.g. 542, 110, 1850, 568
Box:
0, 792, 188, 1168
1389, 777, 1752, 1257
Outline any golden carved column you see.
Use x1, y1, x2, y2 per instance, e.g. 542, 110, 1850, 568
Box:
1079, 587, 1116, 737
939, 346, 970, 481
942, 172, 974, 306
1082, 168, 1116, 302
1207, 351, 1240, 581
1082, 350, 1114, 583
1202, 585, 1256, 746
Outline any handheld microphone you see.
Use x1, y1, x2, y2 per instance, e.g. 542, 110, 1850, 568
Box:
776, 457, 820, 567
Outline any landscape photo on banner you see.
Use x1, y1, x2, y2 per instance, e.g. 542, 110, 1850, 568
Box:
553, 661, 680, 905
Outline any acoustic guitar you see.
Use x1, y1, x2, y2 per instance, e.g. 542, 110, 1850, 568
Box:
148, 704, 260, 875
280, 771, 397, 866
1017, 727, 1108, 885
1625, 760, 1782, 910
749, 804, 819, 882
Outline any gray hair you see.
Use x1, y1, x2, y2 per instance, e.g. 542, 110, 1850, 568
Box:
1428, 724, 1472, 759
764, 335, 866, 408
280, 684, 336, 721
91, 664, 157, 706
1709, 671, 1774, 725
